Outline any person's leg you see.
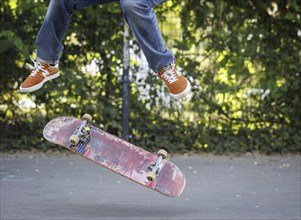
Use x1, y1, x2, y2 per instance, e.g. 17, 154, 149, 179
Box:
20, 0, 118, 93
120, 0, 174, 73
120, 0, 191, 99
36, 0, 118, 65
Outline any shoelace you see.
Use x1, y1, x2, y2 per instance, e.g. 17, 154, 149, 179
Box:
161, 63, 179, 84
26, 56, 49, 78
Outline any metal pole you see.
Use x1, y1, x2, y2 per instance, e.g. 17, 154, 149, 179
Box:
122, 22, 130, 141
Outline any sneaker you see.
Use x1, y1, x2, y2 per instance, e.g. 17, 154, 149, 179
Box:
158, 63, 191, 99
20, 56, 60, 93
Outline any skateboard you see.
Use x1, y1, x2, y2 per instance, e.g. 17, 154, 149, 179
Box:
43, 114, 186, 197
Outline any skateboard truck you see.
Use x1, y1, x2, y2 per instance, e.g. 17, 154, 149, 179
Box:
69, 114, 93, 146
146, 149, 168, 182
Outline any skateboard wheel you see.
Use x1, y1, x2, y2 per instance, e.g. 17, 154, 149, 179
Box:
69, 135, 79, 145
146, 172, 157, 182
158, 149, 168, 159
82, 114, 92, 123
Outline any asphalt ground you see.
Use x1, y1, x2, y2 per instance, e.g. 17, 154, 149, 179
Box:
1, 152, 300, 220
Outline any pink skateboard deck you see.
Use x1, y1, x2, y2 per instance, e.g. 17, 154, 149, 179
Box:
43, 116, 186, 197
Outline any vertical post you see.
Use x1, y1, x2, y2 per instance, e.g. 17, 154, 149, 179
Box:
122, 22, 130, 141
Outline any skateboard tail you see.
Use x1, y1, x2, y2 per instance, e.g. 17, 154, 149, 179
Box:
177, 175, 186, 196
165, 167, 186, 197
43, 116, 80, 146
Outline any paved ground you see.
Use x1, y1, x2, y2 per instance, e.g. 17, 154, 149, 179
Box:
1, 152, 300, 220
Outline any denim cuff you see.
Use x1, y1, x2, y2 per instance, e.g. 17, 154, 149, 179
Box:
156, 59, 176, 73
36, 57, 59, 65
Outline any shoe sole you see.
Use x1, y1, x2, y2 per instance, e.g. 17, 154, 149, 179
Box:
19, 72, 60, 93
170, 79, 191, 100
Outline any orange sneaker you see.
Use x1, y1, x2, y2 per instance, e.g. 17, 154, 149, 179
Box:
20, 56, 60, 93
158, 63, 191, 99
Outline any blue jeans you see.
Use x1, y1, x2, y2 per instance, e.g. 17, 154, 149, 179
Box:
36, 0, 174, 72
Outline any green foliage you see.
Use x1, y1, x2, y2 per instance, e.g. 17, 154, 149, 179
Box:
0, 0, 300, 153
171, 0, 301, 153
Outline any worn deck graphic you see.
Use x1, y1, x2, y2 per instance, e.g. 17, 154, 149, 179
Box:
43, 116, 186, 197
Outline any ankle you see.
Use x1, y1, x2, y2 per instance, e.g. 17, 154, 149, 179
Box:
158, 63, 175, 76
